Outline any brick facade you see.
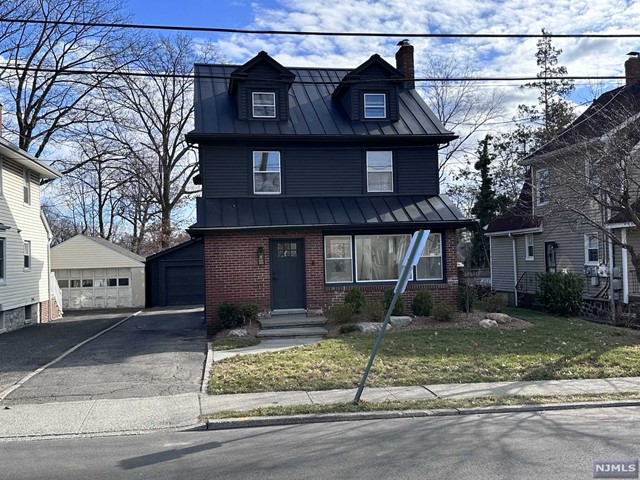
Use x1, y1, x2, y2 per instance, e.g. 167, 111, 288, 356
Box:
204, 229, 459, 335
40, 298, 63, 323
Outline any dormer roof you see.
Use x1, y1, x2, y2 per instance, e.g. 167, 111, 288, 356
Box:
228, 51, 296, 95
332, 54, 404, 99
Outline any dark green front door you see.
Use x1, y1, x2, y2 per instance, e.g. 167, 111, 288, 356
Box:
270, 239, 305, 310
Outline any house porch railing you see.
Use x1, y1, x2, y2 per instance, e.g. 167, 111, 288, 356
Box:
50, 272, 63, 315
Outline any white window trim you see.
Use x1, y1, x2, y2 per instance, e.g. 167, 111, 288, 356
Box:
252, 151, 281, 195
323, 233, 448, 285
23, 169, 31, 205
584, 233, 599, 265
364, 93, 387, 119
536, 168, 549, 206
23, 240, 31, 271
324, 235, 353, 284
366, 151, 393, 193
525, 233, 534, 261
0, 159, 3, 196
252, 91, 276, 119
416, 233, 443, 281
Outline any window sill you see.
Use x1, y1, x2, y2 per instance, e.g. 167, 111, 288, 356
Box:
525, 257, 534, 261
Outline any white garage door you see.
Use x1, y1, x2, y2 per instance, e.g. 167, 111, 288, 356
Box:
56, 268, 132, 309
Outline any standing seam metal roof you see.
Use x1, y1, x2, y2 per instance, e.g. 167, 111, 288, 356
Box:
192, 194, 472, 231
193, 64, 452, 137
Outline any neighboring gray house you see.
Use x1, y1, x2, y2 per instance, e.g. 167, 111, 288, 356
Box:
51, 235, 145, 309
0, 137, 62, 333
487, 54, 640, 318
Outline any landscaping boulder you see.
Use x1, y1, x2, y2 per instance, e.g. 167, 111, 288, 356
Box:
227, 328, 248, 338
479, 319, 499, 329
389, 316, 412, 328
307, 307, 324, 317
486, 312, 512, 324
357, 322, 391, 334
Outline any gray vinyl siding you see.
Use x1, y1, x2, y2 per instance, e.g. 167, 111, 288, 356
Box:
490, 236, 515, 292
396, 148, 438, 194
514, 233, 545, 278
202, 145, 440, 198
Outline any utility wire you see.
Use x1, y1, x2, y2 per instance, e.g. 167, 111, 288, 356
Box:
2, 17, 640, 38
0, 64, 630, 83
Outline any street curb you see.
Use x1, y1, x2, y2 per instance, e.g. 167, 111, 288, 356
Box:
201, 342, 214, 394
205, 399, 640, 430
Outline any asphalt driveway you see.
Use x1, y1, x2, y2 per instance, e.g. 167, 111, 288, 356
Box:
0, 307, 207, 405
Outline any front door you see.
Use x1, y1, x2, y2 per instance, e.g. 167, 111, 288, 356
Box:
270, 239, 306, 310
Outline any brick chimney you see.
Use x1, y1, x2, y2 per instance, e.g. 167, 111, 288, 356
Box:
395, 39, 415, 89
625, 52, 640, 86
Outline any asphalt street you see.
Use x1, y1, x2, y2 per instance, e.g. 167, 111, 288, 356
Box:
1, 307, 207, 404
3, 406, 640, 479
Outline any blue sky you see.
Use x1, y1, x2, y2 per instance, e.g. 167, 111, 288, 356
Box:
122, 0, 640, 160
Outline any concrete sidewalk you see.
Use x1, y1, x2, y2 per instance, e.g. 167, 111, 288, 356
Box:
3, 377, 640, 440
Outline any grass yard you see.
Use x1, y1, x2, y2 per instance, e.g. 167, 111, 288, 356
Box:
208, 309, 640, 395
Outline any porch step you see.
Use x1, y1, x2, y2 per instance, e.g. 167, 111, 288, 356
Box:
256, 313, 328, 339
259, 316, 327, 328
257, 326, 328, 338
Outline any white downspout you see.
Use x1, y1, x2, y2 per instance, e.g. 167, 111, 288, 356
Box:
608, 232, 615, 318
509, 233, 518, 307
622, 228, 629, 304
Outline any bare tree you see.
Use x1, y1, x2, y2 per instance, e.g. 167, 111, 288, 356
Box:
418, 56, 504, 180
0, 0, 138, 157
96, 34, 221, 249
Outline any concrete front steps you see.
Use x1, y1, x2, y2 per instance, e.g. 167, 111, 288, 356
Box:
257, 313, 328, 339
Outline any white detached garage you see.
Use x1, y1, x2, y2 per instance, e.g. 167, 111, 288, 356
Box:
51, 235, 145, 309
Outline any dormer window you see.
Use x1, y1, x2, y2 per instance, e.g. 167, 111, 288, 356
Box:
364, 93, 386, 119
252, 92, 276, 118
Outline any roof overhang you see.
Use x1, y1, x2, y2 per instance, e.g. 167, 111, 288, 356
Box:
185, 132, 458, 146
0, 138, 61, 179
484, 225, 544, 237
605, 222, 635, 230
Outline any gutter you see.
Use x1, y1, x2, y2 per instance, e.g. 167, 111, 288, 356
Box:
509, 233, 518, 307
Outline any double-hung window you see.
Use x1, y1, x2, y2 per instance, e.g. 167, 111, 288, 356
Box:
363, 93, 386, 119
253, 151, 281, 194
416, 233, 443, 280
525, 234, 534, 261
23, 170, 31, 205
325, 236, 353, 283
252, 92, 276, 118
584, 234, 599, 265
536, 168, 549, 205
366, 151, 393, 192
23, 241, 31, 270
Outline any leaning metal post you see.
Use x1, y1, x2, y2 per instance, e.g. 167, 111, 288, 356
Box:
353, 230, 427, 404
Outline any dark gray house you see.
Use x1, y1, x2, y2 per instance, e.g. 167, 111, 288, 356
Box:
187, 42, 473, 334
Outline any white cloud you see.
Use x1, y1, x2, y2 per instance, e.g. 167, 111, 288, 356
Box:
205, 0, 640, 172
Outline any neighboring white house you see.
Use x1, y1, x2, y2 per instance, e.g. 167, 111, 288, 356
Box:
0, 137, 62, 333
51, 235, 145, 309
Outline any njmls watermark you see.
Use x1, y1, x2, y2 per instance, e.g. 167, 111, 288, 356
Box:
594, 460, 638, 479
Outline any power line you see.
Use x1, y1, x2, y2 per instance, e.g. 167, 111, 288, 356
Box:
2, 17, 640, 38
0, 64, 630, 84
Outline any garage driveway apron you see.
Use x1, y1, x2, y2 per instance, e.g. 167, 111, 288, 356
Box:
0, 307, 207, 405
